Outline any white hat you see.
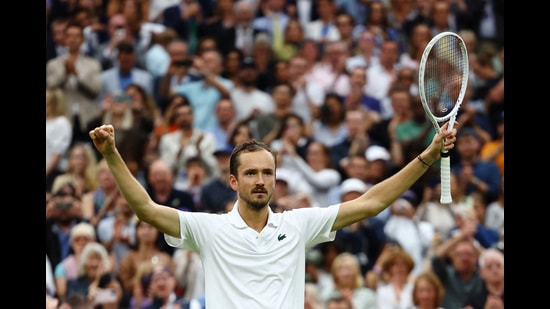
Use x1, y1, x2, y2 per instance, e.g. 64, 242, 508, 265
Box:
70, 222, 96, 242
365, 145, 391, 162
276, 168, 291, 184
340, 178, 368, 196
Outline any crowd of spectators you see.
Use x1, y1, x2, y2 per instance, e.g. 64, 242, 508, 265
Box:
46, 0, 503, 308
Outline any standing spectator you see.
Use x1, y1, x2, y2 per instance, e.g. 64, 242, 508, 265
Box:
274, 18, 304, 61
321, 252, 377, 309
157, 100, 217, 184
46, 87, 73, 193
464, 248, 504, 309
174, 49, 234, 131
221, 48, 244, 85
411, 271, 446, 309
46, 22, 103, 145
98, 41, 155, 105
230, 56, 275, 123
431, 232, 484, 308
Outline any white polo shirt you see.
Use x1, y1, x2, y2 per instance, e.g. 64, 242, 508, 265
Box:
165, 202, 339, 309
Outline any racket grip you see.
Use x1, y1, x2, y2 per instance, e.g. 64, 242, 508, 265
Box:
439, 153, 452, 204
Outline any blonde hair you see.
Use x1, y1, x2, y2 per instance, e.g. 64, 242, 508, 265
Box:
46, 87, 68, 118
412, 271, 445, 306
70, 222, 96, 242
331, 252, 365, 289
77, 242, 111, 277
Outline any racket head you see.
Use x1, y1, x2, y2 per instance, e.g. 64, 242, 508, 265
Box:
418, 31, 469, 132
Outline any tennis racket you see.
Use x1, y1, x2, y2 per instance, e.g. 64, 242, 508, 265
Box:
418, 31, 469, 204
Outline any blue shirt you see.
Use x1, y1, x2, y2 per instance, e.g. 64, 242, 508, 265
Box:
174, 77, 234, 130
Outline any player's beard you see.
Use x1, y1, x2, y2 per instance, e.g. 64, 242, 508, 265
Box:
241, 189, 273, 211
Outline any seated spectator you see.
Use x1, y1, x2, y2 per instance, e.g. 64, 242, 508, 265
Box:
54, 222, 97, 300
375, 249, 415, 309
117, 219, 174, 298
463, 248, 505, 309
65, 242, 123, 309
321, 252, 376, 309
411, 271, 446, 309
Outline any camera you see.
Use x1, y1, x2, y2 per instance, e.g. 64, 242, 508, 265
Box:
55, 201, 73, 210
174, 59, 193, 67
115, 26, 126, 39
113, 93, 132, 103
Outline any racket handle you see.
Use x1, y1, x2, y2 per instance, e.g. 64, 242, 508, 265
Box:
440, 152, 452, 204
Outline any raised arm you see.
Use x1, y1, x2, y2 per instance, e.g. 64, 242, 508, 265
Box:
332, 121, 457, 231
89, 125, 180, 237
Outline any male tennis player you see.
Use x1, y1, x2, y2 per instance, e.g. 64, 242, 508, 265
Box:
89, 122, 457, 309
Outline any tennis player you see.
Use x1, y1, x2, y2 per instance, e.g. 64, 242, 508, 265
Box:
89, 122, 457, 309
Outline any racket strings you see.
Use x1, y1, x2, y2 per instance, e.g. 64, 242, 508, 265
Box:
423, 35, 466, 119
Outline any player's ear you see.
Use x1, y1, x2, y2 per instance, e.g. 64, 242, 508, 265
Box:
229, 174, 238, 190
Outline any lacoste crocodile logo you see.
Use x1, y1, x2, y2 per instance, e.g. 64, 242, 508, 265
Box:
277, 234, 287, 241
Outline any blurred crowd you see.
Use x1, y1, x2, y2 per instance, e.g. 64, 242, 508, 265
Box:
45, 0, 504, 308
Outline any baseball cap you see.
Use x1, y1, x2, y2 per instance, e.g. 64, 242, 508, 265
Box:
275, 168, 291, 184
365, 145, 391, 162
239, 56, 256, 69
340, 178, 368, 195
213, 145, 234, 157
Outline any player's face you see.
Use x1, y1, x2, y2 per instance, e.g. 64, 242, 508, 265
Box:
231, 150, 275, 211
